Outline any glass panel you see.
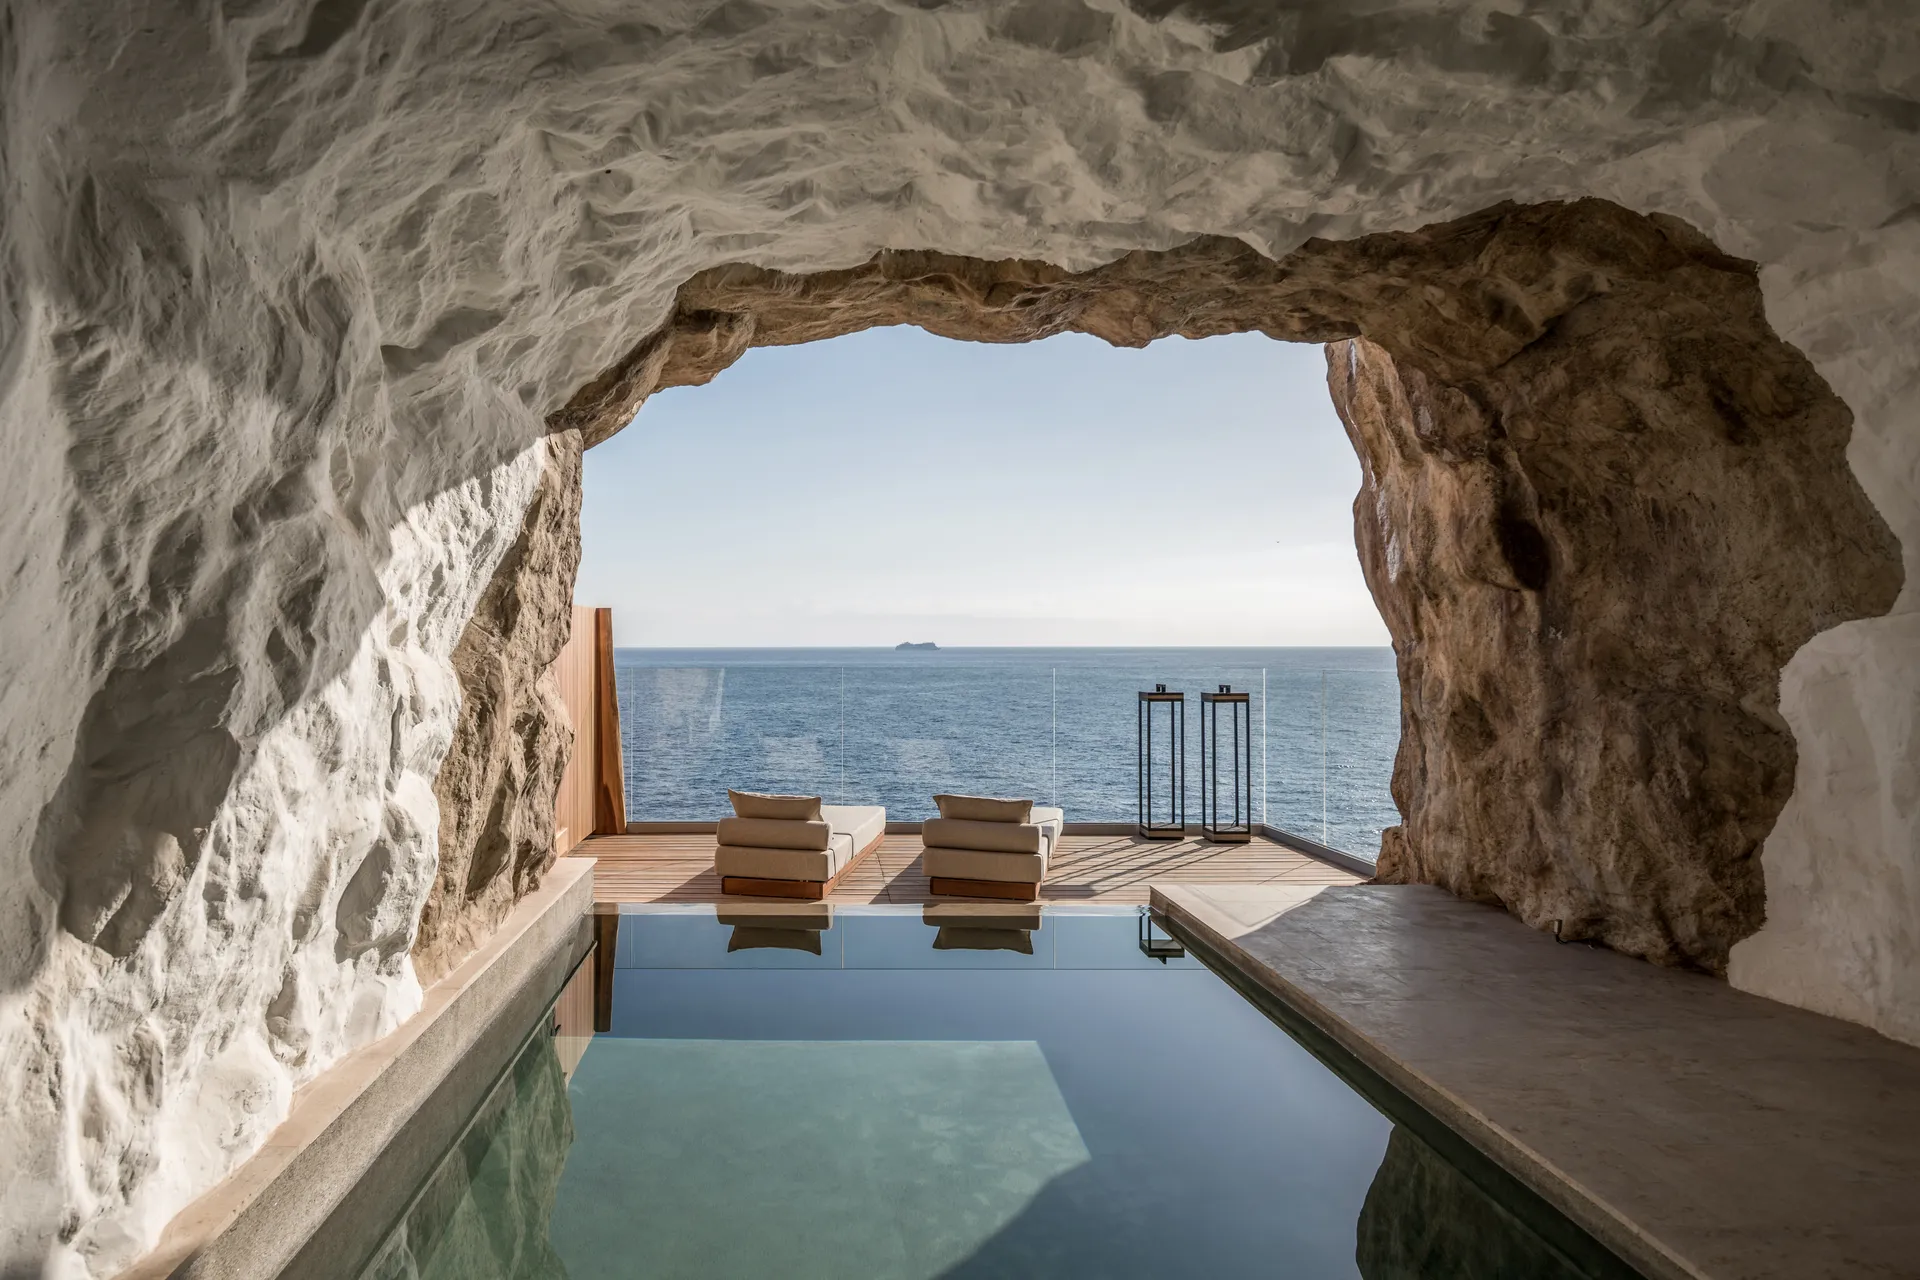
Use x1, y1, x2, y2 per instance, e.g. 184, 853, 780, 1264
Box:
1052, 653, 1266, 824
844, 657, 1053, 822
1321, 655, 1400, 862
616, 653, 845, 819
1257, 655, 1331, 845
613, 647, 1399, 856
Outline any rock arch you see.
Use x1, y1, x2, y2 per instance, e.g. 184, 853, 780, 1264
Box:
429, 198, 1894, 980
3, 3, 1917, 1272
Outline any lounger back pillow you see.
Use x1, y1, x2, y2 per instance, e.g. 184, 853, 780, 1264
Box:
729, 790, 823, 821
933, 794, 1033, 823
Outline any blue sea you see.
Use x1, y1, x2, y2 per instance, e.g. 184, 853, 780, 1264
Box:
615, 647, 1399, 862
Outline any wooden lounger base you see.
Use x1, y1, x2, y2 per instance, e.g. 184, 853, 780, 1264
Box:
929, 876, 1042, 903
720, 831, 883, 901
719, 876, 831, 900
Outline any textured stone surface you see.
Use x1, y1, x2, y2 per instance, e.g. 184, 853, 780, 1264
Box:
1326, 291, 1899, 969
413, 432, 583, 987
0, 2, 1914, 1273
0, 437, 543, 1278
562, 201, 1901, 975
1152, 883, 1920, 1280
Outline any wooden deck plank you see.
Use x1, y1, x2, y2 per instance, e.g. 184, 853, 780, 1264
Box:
569, 832, 1364, 905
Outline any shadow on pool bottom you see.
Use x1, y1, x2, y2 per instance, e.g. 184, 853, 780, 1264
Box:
359, 1028, 1584, 1280
933, 1123, 1589, 1280
362, 912, 1615, 1280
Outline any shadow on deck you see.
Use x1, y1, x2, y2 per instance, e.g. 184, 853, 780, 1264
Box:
570, 831, 1364, 905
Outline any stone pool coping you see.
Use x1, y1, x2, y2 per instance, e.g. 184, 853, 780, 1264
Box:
118, 858, 595, 1280
1150, 882, 1920, 1280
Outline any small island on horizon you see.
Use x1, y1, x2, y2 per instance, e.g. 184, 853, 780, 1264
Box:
895, 641, 939, 651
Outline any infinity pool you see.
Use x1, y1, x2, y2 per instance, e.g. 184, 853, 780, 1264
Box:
359, 905, 1623, 1279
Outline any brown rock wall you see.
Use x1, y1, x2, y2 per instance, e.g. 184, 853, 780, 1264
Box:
414, 431, 584, 985
553, 201, 1792, 443
447, 198, 1898, 979
1326, 239, 1901, 969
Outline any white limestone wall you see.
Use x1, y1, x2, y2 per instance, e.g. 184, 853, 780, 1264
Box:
1726, 226, 1920, 1046
0, 0, 1913, 1272
0, 438, 544, 1275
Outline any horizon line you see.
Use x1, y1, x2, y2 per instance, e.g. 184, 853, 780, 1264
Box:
609, 642, 1394, 649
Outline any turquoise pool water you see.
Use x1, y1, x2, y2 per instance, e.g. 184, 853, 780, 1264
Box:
361, 907, 1622, 1279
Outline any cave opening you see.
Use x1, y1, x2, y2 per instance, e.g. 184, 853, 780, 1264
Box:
511, 199, 1901, 978
572, 324, 1401, 854
12, 8, 1920, 1271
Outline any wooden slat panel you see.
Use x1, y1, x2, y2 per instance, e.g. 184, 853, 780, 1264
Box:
549, 605, 598, 857
569, 833, 1362, 906
592, 607, 627, 835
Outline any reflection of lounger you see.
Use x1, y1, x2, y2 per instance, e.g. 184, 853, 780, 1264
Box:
719, 903, 834, 954
713, 791, 886, 900
728, 927, 823, 954
924, 903, 1041, 954
931, 927, 1032, 954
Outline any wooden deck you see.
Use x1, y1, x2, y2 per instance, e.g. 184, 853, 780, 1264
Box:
571, 831, 1364, 905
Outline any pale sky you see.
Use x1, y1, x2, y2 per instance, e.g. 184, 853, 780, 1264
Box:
576, 327, 1388, 647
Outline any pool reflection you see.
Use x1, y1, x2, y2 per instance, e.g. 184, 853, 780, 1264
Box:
361, 908, 1619, 1280
719, 903, 834, 955
602, 904, 1200, 972
926, 903, 1041, 955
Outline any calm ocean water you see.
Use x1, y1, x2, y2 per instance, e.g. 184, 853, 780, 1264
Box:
615, 647, 1400, 861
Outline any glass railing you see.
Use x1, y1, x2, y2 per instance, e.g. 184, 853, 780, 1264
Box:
616, 659, 843, 820
615, 648, 1397, 862
1259, 658, 1401, 859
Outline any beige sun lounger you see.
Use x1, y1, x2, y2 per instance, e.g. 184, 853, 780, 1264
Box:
921, 796, 1064, 902
715, 802, 885, 900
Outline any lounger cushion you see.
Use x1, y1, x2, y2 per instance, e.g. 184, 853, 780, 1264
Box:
715, 806, 886, 885
716, 843, 839, 882
922, 846, 1046, 883
1032, 806, 1064, 848
922, 817, 1046, 854
933, 794, 1033, 823
716, 816, 831, 850
728, 790, 822, 821
821, 804, 886, 855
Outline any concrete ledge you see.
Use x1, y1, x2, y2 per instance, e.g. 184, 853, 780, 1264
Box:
119, 859, 596, 1280
1151, 883, 1920, 1280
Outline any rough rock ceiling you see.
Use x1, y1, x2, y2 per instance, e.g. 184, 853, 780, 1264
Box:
0, 1, 1914, 1274
531, 199, 1897, 974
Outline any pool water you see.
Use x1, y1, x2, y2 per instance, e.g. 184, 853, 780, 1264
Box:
361, 906, 1611, 1280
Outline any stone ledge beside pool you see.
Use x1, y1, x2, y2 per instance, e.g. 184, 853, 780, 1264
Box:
1150, 883, 1920, 1280
117, 860, 596, 1280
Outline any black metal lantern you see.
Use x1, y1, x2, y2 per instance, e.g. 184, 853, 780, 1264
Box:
1199, 684, 1252, 842
1137, 684, 1185, 839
